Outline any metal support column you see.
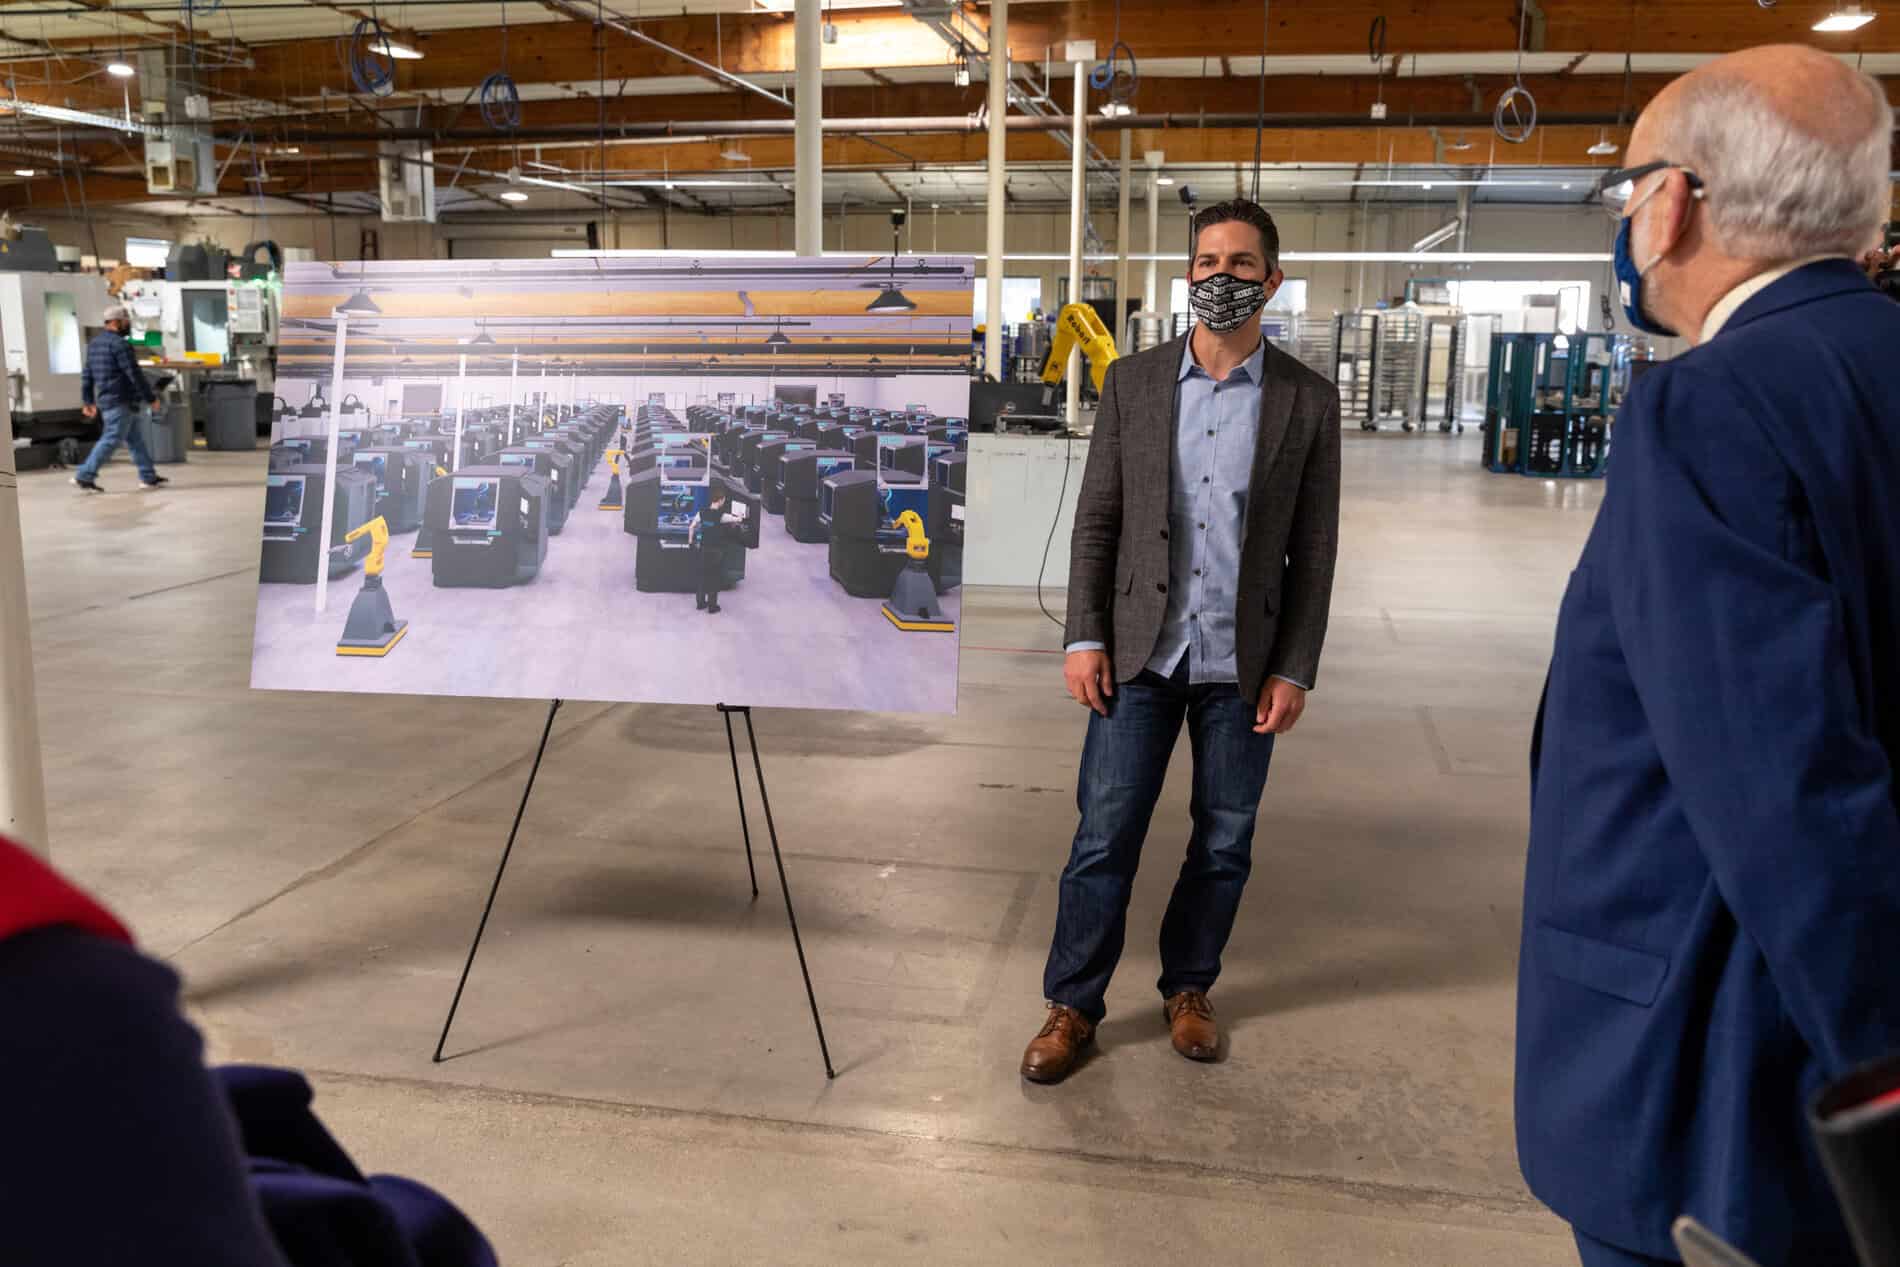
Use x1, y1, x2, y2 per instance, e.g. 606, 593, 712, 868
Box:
1114, 129, 1131, 343
1144, 149, 1163, 314
0, 380, 47, 856
794, 0, 823, 258
982, 0, 1008, 382
315, 316, 350, 616
1064, 40, 1092, 429
506, 351, 519, 446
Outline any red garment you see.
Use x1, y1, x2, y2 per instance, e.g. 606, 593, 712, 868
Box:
0, 835, 131, 946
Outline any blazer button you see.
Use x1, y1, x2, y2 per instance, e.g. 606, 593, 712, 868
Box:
1157, 582, 1168, 594
1159, 528, 1169, 540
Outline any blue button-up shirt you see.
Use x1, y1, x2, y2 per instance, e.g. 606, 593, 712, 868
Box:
1069, 338, 1306, 690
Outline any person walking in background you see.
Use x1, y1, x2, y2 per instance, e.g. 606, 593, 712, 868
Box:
1020, 199, 1342, 1085
1518, 45, 1900, 1267
72, 303, 165, 494
691, 481, 746, 614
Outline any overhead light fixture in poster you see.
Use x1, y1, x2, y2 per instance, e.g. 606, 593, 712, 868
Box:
251, 254, 973, 714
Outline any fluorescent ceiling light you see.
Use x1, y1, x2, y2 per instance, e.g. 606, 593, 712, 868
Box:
1587, 129, 1620, 157
500, 190, 529, 202
719, 146, 750, 161
12, 168, 32, 177
1155, 176, 1174, 186
1100, 101, 1133, 118
751, 0, 888, 10
106, 61, 135, 78
376, 38, 425, 60
1813, 5, 1875, 30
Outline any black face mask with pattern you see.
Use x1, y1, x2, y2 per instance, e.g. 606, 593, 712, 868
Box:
1187, 273, 1268, 333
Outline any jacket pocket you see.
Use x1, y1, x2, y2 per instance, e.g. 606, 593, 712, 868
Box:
1536, 922, 1669, 1007
1117, 561, 1135, 595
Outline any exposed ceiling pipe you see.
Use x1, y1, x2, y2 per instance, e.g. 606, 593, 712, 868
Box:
536, 0, 793, 111
1410, 219, 1461, 252
223, 110, 1633, 145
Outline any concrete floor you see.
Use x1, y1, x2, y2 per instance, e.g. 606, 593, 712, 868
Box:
17, 433, 1604, 1265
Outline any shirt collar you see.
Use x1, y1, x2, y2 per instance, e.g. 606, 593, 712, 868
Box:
1179, 335, 1267, 384
1699, 254, 1844, 344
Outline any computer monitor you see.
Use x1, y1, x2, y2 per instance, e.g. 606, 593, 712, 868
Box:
278, 438, 313, 460
263, 474, 305, 538
970, 380, 1059, 432
450, 477, 500, 530
819, 479, 837, 523
499, 452, 537, 471
658, 483, 702, 535
815, 456, 851, 480
351, 452, 389, 495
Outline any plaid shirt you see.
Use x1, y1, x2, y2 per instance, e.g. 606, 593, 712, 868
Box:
81, 331, 150, 409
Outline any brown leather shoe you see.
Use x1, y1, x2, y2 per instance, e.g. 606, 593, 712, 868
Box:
1020, 1003, 1096, 1084
1164, 990, 1219, 1062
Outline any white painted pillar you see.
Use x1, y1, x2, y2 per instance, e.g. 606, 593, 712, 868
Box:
1114, 128, 1131, 344
0, 376, 47, 856
1064, 41, 1092, 428
794, 0, 823, 257
314, 316, 349, 615
1144, 150, 1164, 314
452, 352, 469, 473
507, 351, 519, 445
983, 0, 1008, 381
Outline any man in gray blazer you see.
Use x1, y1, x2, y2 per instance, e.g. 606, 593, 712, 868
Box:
1022, 200, 1342, 1084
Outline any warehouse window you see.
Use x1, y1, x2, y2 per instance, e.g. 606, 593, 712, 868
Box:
973, 277, 1043, 329
124, 236, 171, 268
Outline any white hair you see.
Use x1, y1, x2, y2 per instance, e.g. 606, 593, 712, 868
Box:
1664, 66, 1894, 260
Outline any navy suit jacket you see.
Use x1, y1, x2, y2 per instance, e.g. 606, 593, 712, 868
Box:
1518, 259, 1900, 1262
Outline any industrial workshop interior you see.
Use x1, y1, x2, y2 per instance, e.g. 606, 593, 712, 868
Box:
4, 0, 1900, 1263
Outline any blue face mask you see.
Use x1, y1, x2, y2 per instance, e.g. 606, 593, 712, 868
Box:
1612, 213, 1678, 338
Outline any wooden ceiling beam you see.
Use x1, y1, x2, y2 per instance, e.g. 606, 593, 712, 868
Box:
0, 124, 1661, 209
1, 0, 1881, 106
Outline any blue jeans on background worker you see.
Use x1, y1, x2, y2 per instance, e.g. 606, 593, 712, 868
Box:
1042, 653, 1277, 1023
77, 401, 159, 485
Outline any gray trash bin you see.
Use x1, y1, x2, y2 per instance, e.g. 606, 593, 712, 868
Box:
205, 381, 259, 450
144, 401, 192, 464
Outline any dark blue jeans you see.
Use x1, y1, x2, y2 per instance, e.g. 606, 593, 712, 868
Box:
1042, 656, 1276, 1023
77, 401, 158, 484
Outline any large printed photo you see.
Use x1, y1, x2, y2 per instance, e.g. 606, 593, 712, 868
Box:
248, 254, 973, 713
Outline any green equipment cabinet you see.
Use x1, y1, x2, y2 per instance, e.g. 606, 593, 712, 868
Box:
1482, 331, 1631, 479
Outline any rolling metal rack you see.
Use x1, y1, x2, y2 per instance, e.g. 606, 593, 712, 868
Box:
1482, 331, 1630, 478
1333, 309, 1439, 431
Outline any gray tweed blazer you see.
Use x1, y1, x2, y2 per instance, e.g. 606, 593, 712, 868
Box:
1062, 333, 1342, 700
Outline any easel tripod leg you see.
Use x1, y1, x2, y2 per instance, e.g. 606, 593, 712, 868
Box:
740, 707, 837, 1080
433, 698, 563, 1063
719, 705, 761, 899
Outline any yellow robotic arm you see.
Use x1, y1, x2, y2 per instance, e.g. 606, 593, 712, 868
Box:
1040, 302, 1120, 393
344, 515, 391, 578
895, 508, 930, 561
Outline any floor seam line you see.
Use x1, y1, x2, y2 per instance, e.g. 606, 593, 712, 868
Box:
296, 1065, 1554, 1224
164, 702, 623, 962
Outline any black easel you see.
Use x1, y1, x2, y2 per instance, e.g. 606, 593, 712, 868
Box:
432, 699, 836, 1079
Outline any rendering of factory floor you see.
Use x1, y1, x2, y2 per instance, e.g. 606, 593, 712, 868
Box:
17, 435, 1597, 1265
248, 440, 961, 714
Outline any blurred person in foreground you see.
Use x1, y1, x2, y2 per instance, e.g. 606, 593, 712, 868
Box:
1518, 45, 1900, 1267
0, 832, 497, 1266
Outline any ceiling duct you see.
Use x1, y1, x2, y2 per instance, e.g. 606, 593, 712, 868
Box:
378, 109, 437, 223
138, 47, 215, 195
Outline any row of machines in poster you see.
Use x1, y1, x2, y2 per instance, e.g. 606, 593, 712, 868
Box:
258, 402, 620, 588
615, 396, 969, 604
253, 394, 971, 606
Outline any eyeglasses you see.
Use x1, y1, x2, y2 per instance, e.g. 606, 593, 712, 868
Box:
1595, 161, 1707, 219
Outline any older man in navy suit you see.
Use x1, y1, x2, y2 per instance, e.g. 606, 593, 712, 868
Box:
1518, 45, 1900, 1267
